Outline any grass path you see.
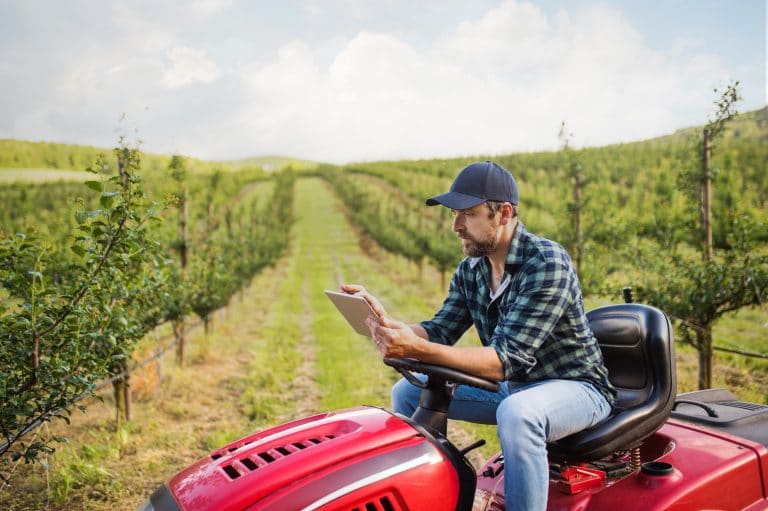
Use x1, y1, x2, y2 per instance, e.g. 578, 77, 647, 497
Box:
1, 177, 499, 510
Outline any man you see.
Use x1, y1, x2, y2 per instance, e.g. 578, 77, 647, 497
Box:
342, 160, 614, 511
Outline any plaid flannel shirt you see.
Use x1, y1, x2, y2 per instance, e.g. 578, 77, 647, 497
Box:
421, 222, 615, 405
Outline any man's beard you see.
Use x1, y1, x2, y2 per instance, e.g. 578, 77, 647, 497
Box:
460, 232, 499, 257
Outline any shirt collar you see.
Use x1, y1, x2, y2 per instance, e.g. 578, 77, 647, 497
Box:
505, 220, 527, 268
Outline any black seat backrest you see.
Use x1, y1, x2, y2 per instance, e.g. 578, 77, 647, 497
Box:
548, 304, 676, 462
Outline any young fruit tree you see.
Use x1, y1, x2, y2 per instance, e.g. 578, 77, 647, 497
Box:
0, 141, 168, 480
636, 82, 768, 390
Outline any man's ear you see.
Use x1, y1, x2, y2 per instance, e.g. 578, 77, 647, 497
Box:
499, 203, 515, 225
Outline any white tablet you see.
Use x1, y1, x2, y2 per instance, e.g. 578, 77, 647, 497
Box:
325, 290, 377, 336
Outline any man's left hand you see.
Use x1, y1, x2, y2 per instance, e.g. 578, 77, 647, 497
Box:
366, 314, 422, 358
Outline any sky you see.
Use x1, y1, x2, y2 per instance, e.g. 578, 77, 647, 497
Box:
0, 0, 765, 164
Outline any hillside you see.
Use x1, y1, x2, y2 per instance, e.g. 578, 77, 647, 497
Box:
0, 106, 765, 176
0, 140, 314, 176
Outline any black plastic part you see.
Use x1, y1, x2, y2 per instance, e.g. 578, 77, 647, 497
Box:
588, 459, 630, 478
409, 376, 452, 436
673, 399, 718, 417
458, 439, 486, 457
149, 484, 181, 511
385, 358, 500, 436
670, 388, 768, 448
548, 304, 677, 462
641, 461, 675, 476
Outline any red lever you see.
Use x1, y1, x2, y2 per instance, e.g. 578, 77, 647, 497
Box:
556, 465, 606, 495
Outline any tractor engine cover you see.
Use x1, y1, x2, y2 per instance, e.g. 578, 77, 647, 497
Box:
150, 406, 473, 511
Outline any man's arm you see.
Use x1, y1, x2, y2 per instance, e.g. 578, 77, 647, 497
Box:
341, 283, 502, 381
408, 322, 429, 340
370, 315, 504, 381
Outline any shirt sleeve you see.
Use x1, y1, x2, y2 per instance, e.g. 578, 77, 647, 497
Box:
489, 252, 575, 380
420, 264, 473, 345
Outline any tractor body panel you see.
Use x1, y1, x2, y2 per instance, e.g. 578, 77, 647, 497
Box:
475, 419, 768, 511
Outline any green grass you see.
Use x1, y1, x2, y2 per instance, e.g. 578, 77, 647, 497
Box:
293, 177, 394, 410
295, 177, 502, 459
714, 306, 768, 353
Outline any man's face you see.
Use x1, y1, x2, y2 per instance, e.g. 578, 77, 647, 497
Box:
451, 203, 501, 257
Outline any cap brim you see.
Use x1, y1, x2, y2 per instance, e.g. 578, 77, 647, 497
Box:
425, 192, 485, 209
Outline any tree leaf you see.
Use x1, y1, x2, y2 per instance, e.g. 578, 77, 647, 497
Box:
84, 180, 103, 192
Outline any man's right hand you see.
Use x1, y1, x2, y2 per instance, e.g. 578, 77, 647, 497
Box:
339, 283, 387, 319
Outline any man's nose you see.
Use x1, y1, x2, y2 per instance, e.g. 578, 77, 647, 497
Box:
452, 214, 463, 232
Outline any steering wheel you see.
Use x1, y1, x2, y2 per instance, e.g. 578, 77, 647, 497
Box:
384, 357, 500, 393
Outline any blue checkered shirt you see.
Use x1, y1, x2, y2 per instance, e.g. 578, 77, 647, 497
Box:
421, 222, 615, 404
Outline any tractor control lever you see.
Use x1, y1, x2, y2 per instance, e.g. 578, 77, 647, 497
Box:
458, 439, 486, 457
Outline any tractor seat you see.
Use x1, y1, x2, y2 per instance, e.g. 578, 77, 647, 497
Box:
548, 303, 676, 462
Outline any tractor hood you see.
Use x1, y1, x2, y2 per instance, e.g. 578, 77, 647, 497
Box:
155, 406, 463, 511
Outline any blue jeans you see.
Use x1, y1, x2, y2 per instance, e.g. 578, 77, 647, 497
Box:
391, 376, 611, 511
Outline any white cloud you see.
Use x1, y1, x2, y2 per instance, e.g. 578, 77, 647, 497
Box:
226, 0, 729, 162
1, 0, 749, 163
163, 47, 220, 89
113, 4, 176, 53
190, 0, 234, 18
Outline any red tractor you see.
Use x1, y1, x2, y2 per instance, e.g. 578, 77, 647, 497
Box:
141, 303, 768, 510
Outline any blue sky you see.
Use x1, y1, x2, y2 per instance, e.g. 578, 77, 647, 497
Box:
0, 0, 764, 163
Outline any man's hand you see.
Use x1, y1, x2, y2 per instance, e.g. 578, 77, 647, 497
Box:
340, 284, 504, 381
366, 314, 424, 358
340, 283, 387, 318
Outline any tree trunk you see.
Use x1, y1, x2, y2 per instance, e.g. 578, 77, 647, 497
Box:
696, 326, 713, 390
124, 370, 131, 421
178, 188, 188, 269
701, 128, 713, 261
572, 167, 583, 274
174, 318, 185, 366
113, 360, 131, 425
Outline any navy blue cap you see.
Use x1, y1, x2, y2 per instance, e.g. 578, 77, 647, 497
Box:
426, 161, 519, 209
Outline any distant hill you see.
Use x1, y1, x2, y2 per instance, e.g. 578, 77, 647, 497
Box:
631, 105, 768, 147
0, 106, 764, 174
221, 156, 318, 171
0, 139, 316, 174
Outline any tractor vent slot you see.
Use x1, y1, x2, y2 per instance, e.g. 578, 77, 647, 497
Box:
721, 400, 768, 411
220, 434, 343, 480
381, 498, 396, 511
222, 465, 240, 480
352, 496, 399, 511
241, 458, 258, 471
210, 439, 256, 460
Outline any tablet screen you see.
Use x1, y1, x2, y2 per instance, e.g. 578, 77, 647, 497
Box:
324, 290, 376, 336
